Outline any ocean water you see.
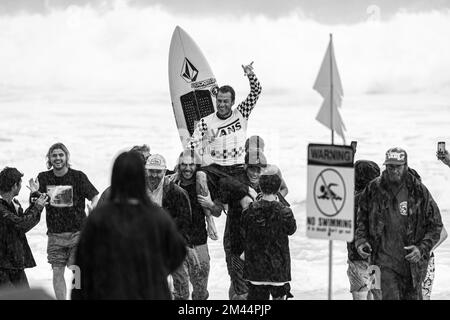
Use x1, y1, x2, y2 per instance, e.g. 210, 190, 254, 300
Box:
1, 92, 450, 299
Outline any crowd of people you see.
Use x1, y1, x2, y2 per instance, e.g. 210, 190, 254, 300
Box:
0, 62, 449, 300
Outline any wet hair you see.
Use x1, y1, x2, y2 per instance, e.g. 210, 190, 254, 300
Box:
217, 85, 235, 102
245, 136, 265, 153
355, 160, 380, 192
177, 149, 201, 171
0, 167, 23, 193
46, 142, 71, 170
109, 151, 150, 205
130, 144, 151, 164
408, 167, 421, 182
259, 174, 282, 195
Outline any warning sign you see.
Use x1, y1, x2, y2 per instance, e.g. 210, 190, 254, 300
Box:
306, 144, 355, 241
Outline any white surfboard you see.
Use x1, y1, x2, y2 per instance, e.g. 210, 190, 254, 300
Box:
168, 26, 218, 148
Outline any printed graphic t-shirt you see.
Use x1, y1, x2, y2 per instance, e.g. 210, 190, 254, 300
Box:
377, 184, 410, 276
38, 168, 98, 233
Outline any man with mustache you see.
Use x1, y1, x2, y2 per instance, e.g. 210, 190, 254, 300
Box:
144, 154, 192, 300
355, 147, 443, 299
169, 151, 222, 300
30, 142, 99, 300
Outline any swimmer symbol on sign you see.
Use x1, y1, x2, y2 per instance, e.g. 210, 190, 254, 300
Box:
318, 183, 342, 200
313, 168, 346, 217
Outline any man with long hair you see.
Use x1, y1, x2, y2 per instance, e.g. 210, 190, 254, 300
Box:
355, 147, 443, 299
29, 142, 99, 300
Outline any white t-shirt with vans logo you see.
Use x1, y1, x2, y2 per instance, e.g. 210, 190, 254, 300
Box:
189, 73, 262, 166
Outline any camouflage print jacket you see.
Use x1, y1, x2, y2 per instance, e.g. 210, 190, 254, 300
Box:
0, 198, 44, 269
355, 171, 443, 288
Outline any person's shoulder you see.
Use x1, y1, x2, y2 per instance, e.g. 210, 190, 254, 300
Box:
100, 186, 111, 197
199, 113, 215, 123
165, 179, 183, 192
37, 170, 53, 179
412, 178, 432, 197
273, 200, 291, 213
68, 168, 85, 176
365, 176, 382, 192
87, 202, 114, 222
68, 168, 93, 181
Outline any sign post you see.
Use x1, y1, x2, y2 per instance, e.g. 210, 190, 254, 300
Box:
306, 143, 355, 299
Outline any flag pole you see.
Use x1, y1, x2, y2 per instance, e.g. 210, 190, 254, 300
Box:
328, 33, 334, 301
330, 33, 334, 146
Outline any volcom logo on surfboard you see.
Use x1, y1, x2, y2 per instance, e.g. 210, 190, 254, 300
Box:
181, 58, 198, 83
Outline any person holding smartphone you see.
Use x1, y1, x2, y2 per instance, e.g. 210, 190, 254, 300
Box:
0, 167, 48, 289
437, 142, 450, 168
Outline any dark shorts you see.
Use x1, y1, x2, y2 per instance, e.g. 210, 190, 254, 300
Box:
225, 253, 249, 299
47, 232, 80, 268
247, 283, 293, 300
199, 164, 245, 200
0, 269, 29, 290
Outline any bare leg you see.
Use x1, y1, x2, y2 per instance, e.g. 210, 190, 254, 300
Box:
53, 266, 66, 300
196, 171, 218, 240
351, 290, 369, 300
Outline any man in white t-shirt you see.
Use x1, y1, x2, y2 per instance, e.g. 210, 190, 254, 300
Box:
188, 62, 262, 240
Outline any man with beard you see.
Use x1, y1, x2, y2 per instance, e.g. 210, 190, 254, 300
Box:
144, 154, 192, 300
170, 151, 223, 300
30, 142, 99, 300
355, 147, 443, 300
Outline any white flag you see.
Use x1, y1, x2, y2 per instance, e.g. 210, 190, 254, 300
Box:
313, 36, 346, 143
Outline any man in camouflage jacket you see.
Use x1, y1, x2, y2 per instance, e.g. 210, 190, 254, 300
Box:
355, 147, 443, 300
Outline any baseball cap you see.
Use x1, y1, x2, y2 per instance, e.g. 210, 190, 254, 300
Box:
383, 147, 407, 165
145, 154, 167, 170
245, 135, 265, 152
245, 150, 267, 168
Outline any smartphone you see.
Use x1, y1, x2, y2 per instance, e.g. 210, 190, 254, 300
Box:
438, 141, 446, 154
351, 141, 357, 153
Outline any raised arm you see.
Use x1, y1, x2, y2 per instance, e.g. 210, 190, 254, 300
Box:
0, 196, 46, 233
236, 63, 262, 120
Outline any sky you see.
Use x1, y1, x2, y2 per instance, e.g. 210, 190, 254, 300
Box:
1, 0, 450, 101
2, 0, 450, 23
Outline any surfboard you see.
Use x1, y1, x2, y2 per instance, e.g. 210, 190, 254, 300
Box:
168, 26, 218, 148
